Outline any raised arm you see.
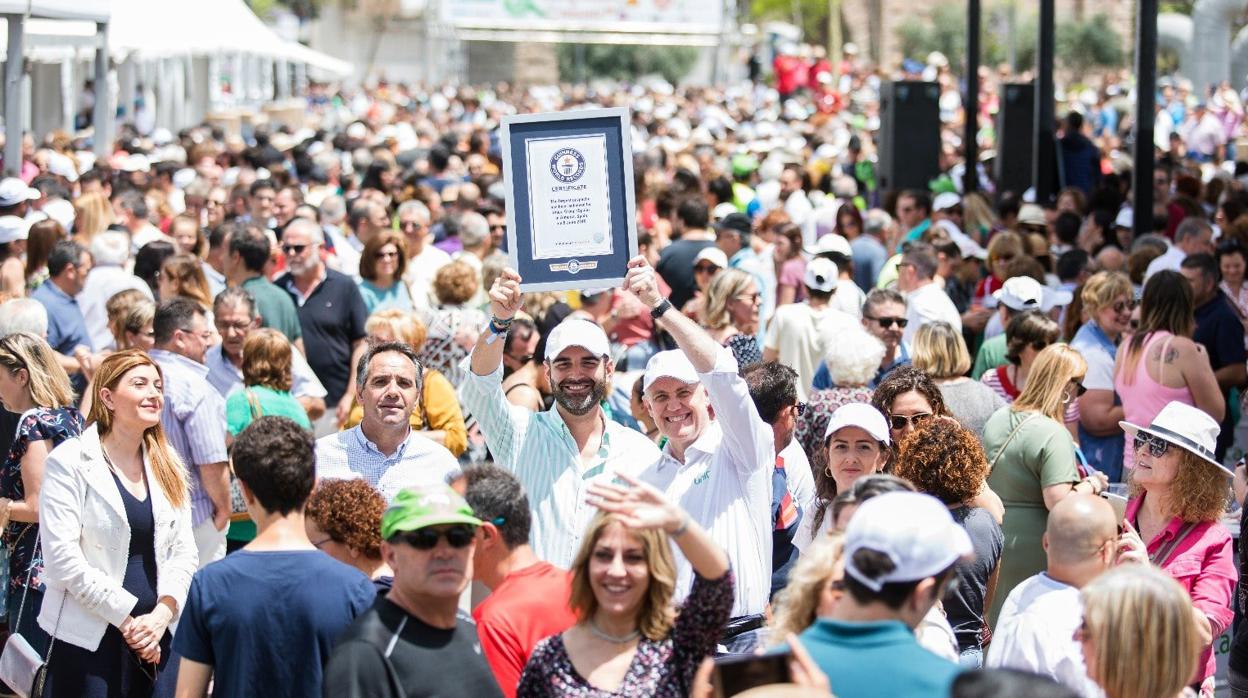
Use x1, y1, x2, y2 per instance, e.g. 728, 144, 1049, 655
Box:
470, 268, 522, 378
624, 257, 720, 373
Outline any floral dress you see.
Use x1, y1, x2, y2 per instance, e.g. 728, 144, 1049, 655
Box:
0, 406, 84, 596
516, 571, 734, 697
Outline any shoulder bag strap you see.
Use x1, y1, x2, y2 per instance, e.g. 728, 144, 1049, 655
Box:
1150, 522, 1201, 567
989, 412, 1038, 470
11, 524, 37, 632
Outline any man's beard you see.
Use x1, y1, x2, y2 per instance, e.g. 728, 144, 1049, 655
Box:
552, 377, 608, 416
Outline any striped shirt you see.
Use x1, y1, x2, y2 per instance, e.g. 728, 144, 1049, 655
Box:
314, 425, 460, 502
638, 349, 775, 618
149, 349, 228, 527
459, 361, 662, 569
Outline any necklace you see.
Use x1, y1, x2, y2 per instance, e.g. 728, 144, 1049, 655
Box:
588, 619, 640, 644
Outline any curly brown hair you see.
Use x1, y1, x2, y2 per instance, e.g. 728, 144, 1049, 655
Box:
870, 365, 947, 418
433, 260, 479, 305
305, 479, 387, 559
894, 417, 989, 505
1129, 449, 1229, 524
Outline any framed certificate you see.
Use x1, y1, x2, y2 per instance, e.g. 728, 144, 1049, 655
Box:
501, 108, 637, 292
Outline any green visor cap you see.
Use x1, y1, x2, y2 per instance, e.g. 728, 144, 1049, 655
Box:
381, 484, 483, 540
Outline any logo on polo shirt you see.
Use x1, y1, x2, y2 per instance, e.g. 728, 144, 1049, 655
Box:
693, 466, 711, 486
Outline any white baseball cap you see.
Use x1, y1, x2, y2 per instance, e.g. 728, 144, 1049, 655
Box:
806, 232, 852, 258
543, 318, 610, 362
804, 257, 839, 293
643, 350, 700, 392
1114, 206, 1133, 229
0, 215, 30, 244
932, 191, 962, 212
844, 491, 973, 591
822, 403, 890, 444
993, 276, 1073, 312
693, 246, 728, 270
0, 178, 39, 208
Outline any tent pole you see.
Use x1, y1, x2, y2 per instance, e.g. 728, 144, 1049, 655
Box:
5, 13, 23, 176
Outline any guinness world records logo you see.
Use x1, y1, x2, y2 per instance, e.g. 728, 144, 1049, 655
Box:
550, 148, 586, 183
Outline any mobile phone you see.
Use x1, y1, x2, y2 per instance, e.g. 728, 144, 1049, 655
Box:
712, 650, 793, 697
1101, 491, 1128, 523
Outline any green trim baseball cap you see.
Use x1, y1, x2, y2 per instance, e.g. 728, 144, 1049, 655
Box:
381, 485, 483, 540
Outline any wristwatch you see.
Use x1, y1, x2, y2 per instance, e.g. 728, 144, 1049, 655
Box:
650, 299, 673, 320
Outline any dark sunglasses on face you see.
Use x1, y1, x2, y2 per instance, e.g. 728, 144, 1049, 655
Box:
395, 525, 476, 550
376, 250, 400, 259
1133, 431, 1173, 459
1111, 299, 1138, 314
694, 264, 719, 274
888, 412, 932, 430
282, 244, 309, 255
1071, 381, 1088, 397
867, 315, 908, 329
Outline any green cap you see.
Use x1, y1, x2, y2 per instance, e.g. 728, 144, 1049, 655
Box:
731, 153, 759, 178
380, 484, 482, 540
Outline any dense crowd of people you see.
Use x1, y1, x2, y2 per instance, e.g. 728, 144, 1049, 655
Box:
0, 63, 1242, 698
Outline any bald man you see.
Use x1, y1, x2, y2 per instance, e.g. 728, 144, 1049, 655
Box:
986, 495, 1118, 697
1094, 246, 1125, 273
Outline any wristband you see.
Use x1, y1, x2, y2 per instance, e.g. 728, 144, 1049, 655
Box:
650, 299, 673, 320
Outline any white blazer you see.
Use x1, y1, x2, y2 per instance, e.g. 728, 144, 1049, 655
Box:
36, 424, 197, 651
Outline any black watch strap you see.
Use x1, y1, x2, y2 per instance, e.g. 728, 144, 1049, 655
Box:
650, 299, 673, 319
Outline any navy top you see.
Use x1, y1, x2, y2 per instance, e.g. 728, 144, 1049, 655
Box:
1193, 291, 1246, 457
110, 470, 157, 616
174, 550, 376, 698
275, 269, 368, 407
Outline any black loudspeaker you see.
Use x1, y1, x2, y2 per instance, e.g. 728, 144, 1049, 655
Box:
878, 81, 941, 192
995, 82, 1034, 196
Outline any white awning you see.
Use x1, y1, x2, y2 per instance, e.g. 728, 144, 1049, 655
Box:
0, 0, 108, 22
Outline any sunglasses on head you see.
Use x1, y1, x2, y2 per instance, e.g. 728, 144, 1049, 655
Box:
888, 412, 932, 430
867, 315, 908, 329
1133, 431, 1173, 459
394, 525, 476, 550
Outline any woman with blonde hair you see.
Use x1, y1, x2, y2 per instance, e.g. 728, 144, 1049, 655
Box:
1071, 270, 1134, 481
974, 231, 1024, 305
701, 268, 762, 367
518, 473, 732, 697
71, 190, 114, 243
912, 321, 1005, 437
1077, 565, 1201, 698
38, 349, 197, 696
342, 310, 467, 455
768, 533, 846, 641
984, 344, 1107, 626
0, 332, 83, 655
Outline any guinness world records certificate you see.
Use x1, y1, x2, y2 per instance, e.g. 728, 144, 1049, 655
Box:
501, 108, 637, 292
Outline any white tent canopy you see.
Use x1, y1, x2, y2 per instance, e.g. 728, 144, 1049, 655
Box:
0, 0, 107, 22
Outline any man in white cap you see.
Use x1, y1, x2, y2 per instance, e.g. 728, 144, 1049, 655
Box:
764, 257, 855, 400
625, 256, 775, 653
0, 177, 40, 220
798, 491, 971, 697
463, 270, 661, 569
972, 275, 1072, 378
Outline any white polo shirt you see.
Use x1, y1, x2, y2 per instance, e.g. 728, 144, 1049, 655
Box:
639, 349, 774, 618
903, 281, 962, 345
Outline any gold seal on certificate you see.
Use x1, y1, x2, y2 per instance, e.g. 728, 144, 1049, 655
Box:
525, 134, 613, 261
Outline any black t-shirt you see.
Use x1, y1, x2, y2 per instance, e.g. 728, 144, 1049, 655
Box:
324, 596, 504, 698
945, 505, 1003, 651
1193, 291, 1246, 457
276, 268, 368, 406
657, 238, 716, 309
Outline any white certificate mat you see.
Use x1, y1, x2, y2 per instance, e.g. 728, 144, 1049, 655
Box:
524, 134, 613, 260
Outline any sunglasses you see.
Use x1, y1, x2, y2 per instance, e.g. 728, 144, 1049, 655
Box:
867, 315, 908, 329
1133, 431, 1173, 459
1111, 299, 1138, 314
794, 401, 807, 416
394, 525, 476, 550
694, 264, 719, 274
888, 412, 932, 430
282, 244, 310, 255
376, 250, 400, 259
1071, 381, 1087, 397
